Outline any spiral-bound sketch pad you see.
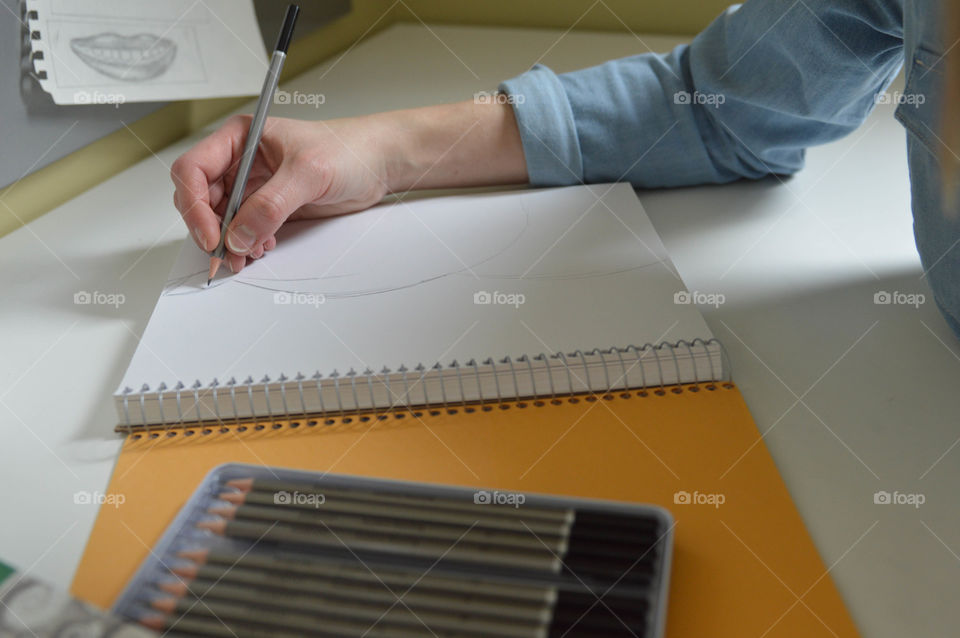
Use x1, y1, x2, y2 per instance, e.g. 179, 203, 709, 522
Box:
24, 0, 267, 104
79, 184, 861, 637
114, 183, 724, 429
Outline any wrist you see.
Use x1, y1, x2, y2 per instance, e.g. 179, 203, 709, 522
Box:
376, 108, 432, 194
376, 100, 527, 194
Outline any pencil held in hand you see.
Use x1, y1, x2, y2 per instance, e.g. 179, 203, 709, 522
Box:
206, 4, 299, 285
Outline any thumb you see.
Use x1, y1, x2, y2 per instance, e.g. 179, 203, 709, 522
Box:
224, 163, 308, 256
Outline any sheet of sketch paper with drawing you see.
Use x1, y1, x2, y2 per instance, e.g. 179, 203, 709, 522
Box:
24, 0, 267, 104
113, 183, 724, 428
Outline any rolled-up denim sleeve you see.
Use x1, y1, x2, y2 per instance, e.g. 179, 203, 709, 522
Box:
499, 0, 904, 188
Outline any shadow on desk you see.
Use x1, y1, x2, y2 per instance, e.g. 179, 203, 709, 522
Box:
47, 239, 184, 443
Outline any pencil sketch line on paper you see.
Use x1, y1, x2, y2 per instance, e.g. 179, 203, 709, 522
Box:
70, 33, 177, 81
162, 261, 664, 299
162, 206, 534, 296
160, 200, 670, 299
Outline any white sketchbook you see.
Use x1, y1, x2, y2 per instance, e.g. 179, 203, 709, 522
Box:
24, 0, 267, 104
115, 184, 725, 428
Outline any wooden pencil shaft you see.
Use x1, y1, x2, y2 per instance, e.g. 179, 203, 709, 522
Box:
145, 606, 634, 638
190, 554, 554, 605
148, 614, 304, 638
177, 573, 550, 624
561, 542, 659, 566
570, 517, 658, 540
232, 491, 569, 538
215, 519, 559, 571
549, 598, 651, 636
162, 582, 547, 637
194, 547, 640, 598
213, 506, 658, 576
236, 479, 569, 523
166, 596, 542, 638
223, 503, 558, 553
180, 570, 647, 635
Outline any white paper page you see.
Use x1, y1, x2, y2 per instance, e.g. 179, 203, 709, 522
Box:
118, 184, 715, 393
25, 0, 267, 104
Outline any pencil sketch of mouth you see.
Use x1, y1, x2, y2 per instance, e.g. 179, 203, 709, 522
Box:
70, 33, 176, 81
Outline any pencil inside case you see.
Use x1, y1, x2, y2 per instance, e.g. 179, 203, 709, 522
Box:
113, 463, 674, 638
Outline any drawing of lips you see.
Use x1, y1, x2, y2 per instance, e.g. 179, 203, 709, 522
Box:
70, 33, 176, 81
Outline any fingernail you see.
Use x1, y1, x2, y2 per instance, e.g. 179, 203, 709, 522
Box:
226, 224, 256, 255
192, 227, 207, 251
227, 260, 236, 273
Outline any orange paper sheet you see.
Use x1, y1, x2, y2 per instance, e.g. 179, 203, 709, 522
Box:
72, 385, 859, 637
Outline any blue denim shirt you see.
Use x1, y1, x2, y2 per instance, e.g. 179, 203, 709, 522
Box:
500, 0, 960, 338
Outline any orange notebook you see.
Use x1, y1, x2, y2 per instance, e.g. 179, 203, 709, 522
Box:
73, 185, 859, 636
73, 384, 859, 638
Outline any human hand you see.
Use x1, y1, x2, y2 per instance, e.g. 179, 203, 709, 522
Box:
171, 114, 390, 273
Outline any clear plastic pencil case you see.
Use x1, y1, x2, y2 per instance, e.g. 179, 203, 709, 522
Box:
113, 463, 674, 638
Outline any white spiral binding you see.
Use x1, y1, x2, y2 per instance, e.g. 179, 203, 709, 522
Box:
118, 339, 729, 432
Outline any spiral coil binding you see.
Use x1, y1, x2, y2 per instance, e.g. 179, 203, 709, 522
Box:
118, 339, 730, 434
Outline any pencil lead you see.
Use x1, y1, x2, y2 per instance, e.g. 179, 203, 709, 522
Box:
170, 564, 199, 579
218, 492, 246, 505
176, 548, 210, 564
138, 614, 166, 630
208, 504, 237, 519
196, 519, 227, 535
225, 478, 254, 492
206, 278, 212, 287
151, 597, 178, 613
158, 581, 189, 597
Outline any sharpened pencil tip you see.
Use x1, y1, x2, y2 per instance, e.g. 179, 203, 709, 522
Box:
208, 504, 237, 519
158, 581, 188, 597
176, 548, 209, 564
138, 615, 166, 630
171, 564, 199, 578
151, 597, 177, 613
207, 256, 222, 285
225, 478, 254, 492
196, 519, 227, 535
219, 492, 246, 505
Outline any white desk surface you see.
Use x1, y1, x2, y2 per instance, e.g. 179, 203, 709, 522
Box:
1, 23, 957, 637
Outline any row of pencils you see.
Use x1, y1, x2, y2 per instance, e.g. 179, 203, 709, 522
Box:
127, 476, 664, 637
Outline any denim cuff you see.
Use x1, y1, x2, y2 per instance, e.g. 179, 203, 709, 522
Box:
499, 64, 584, 186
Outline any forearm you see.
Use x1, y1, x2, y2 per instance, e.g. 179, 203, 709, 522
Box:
375, 100, 528, 193
496, 0, 903, 189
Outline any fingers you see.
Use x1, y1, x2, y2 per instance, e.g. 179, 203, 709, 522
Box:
223, 161, 310, 256
226, 252, 246, 274
171, 115, 250, 252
